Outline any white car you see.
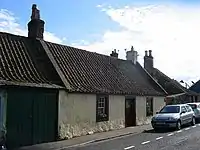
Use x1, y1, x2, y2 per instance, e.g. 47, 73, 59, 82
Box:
151, 104, 195, 131
187, 102, 200, 121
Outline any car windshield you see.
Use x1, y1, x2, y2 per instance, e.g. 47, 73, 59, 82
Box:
188, 104, 197, 109
159, 105, 180, 113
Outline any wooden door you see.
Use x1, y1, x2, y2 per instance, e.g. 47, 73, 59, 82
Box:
125, 97, 136, 127
6, 88, 58, 149
6, 89, 33, 149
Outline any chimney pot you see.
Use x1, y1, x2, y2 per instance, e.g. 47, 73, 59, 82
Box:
145, 50, 148, 56
149, 50, 152, 57
110, 49, 118, 58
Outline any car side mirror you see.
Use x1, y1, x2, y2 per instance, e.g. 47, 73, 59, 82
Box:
181, 111, 186, 114
156, 112, 159, 114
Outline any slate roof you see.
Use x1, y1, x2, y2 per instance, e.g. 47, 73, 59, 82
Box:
0, 32, 61, 88
189, 80, 200, 93
43, 41, 166, 96
152, 68, 199, 96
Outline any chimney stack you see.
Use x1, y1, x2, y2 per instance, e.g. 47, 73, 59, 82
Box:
126, 46, 138, 65
144, 50, 154, 74
28, 4, 45, 39
110, 49, 119, 58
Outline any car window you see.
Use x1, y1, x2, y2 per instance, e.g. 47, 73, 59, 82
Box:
188, 104, 197, 109
185, 105, 192, 112
159, 105, 180, 113
181, 106, 187, 112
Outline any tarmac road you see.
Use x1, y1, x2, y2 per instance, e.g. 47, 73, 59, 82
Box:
65, 123, 200, 150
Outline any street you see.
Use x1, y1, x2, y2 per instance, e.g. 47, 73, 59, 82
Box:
64, 123, 200, 150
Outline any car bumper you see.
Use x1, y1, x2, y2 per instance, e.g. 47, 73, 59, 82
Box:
151, 120, 177, 128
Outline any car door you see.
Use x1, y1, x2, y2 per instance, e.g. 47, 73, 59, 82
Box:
180, 106, 188, 124
196, 104, 200, 118
185, 105, 193, 123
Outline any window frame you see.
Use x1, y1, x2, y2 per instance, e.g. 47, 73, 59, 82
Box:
146, 97, 153, 117
96, 95, 109, 122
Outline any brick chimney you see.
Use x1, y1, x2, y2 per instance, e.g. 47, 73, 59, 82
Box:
126, 46, 138, 65
28, 4, 45, 39
110, 49, 119, 58
144, 50, 154, 74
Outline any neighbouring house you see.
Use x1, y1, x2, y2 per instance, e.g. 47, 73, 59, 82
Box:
143, 50, 200, 104
0, 4, 168, 149
189, 80, 200, 94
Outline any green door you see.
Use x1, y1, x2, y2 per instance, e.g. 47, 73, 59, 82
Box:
6, 89, 33, 148
6, 88, 58, 149
32, 91, 58, 144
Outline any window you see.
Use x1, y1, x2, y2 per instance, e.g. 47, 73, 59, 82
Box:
188, 104, 197, 110
146, 97, 153, 117
96, 95, 109, 122
181, 106, 187, 113
159, 106, 180, 113
185, 105, 192, 112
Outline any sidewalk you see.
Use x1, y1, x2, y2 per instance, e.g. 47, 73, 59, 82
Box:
17, 124, 152, 150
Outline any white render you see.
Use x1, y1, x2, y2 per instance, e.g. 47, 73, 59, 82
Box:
58, 90, 165, 139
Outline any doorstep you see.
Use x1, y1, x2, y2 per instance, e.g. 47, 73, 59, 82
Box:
16, 124, 152, 150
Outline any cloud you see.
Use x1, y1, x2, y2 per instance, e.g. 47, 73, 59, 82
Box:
76, 4, 200, 83
0, 9, 64, 44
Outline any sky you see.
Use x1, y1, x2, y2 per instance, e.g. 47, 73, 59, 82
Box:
0, 0, 200, 87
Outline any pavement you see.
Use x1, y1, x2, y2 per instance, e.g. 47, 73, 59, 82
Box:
16, 124, 152, 150
16, 123, 200, 150
63, 123, 200, 150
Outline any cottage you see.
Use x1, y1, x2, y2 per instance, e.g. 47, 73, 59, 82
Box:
0, 4, 167, 149
143, 50, 200, 104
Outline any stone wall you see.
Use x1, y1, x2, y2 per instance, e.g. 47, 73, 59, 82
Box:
58, 91, 125, 139
59, 119, 124, 139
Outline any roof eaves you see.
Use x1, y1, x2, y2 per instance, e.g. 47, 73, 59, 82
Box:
0, 80, 65, 89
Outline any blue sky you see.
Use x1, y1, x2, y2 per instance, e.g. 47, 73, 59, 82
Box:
1, 0, 198, 43
1, 0, 200, 83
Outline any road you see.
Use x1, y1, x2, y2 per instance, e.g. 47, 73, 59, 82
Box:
65, 123, 200, 150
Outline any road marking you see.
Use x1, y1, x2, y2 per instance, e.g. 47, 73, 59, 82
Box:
177, 130, 182, 133
167, 133, 174, 136
141, 141, 150, 145
156, 136, 163, 140
124, 145, 135, 149
184, 127, 190, 130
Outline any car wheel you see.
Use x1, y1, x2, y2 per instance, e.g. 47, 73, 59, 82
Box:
191, 117, 196, 126
154, 127, 158, 132
176, 120, 181, 130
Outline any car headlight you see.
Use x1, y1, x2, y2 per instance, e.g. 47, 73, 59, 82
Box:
152, 117, 156, 121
